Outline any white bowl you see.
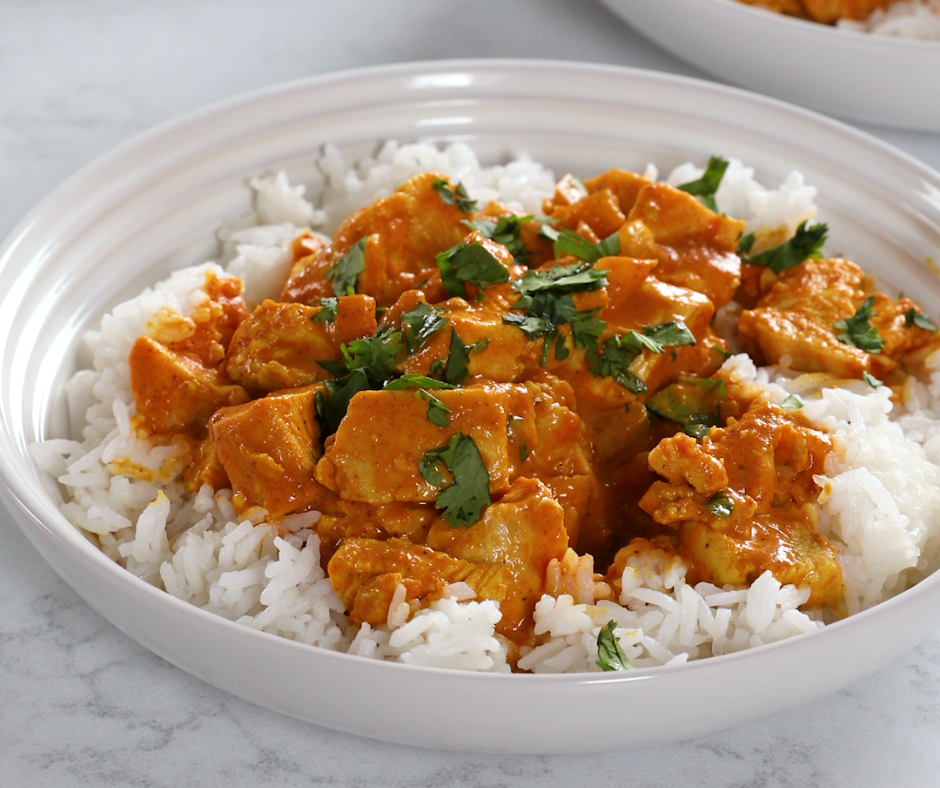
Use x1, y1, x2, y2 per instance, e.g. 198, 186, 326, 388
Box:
2, 60, 940, 754
598, 0, 940, 132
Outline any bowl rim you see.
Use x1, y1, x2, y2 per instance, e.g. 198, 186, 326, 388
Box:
3, 57, 940, 687
677, 0, 940, 51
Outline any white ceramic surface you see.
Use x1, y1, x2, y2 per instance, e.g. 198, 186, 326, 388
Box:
599, 0, 940, 132
2, 59, 940, 754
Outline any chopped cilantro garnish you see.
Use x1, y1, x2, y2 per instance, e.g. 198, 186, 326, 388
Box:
596, 620, 631, 672
538, 225, 621, 264
462, 215, 530, 262
438, 329, 488, 385
780, 394, 804, 409
432, 178, 477, 214
421, 390, 450, 427
647, 377, 727, 431
586, 321, 696, 394
587, 335, 648, 395
503, 261, 608, 365
712, 344, 733, 358
512, 261, 608, 297
382, 375, 455, 426
436, 241, 510, 299
742, 221, 828, 276
316, 325, 406, 436
341, 325, 404, 380
316, 358, 347, 377
327, 237, 368, 296
312, 297, 338, 323
834, 296, 884, 354
318, 368, 371, 437
862, 370, 883, 388
383, 374, 456, 391
419, 434, 491, 527
905, 307, 939, 332
737, 233, 756, 255
676, 156, 728, 212
705, 490, 734, 519
401, 302, 448, 353
504, 294, 604, 366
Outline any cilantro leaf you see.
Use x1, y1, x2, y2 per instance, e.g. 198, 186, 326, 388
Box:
420, 434, 491, 527
463, 215, 530, 262
327, 237, 368, 296
737, 233, 756, 255
834, 296, 884, 354
596, 620, 631, 672
384, 374, 457, 391
512, 261, 608, 297
538, 225, 621, 264
677, 156, 728, 212
341, 325, 405, 381
905, 307, 939, 332
316, 358, 347, 377
587, 335, 648, 394
705, 490, 734, 519
319, 368, 371, 437
421, 390, 451, 427
312, 297, 338, 323
743, 221, 828, 276
586, 321, 696, 394
636, 321, 697, 352
862, 370, 883, 388
712, 344, 732, 358
780, 394, 804, 409
401, 302, 449, 353
442, 329, 474, 385
381, 374, 455, 426
432, 178, 477, 214
436, 241, 511, 299
647, 377, 727, 429
316, 325, 406, 436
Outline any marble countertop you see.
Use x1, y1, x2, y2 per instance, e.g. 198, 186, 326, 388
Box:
2, 2, 939, 785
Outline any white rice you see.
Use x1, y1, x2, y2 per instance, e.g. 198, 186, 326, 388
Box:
837, 0, 940, 40
30, 142, 940, 673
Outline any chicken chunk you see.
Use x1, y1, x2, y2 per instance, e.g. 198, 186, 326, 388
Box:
327, 537, 515, 626
583, 169, 653, 217
225, 296, 377, 394
504, 375, 598, 549
639, 403, 842, 608
738, 257, 936, 379
210, 384, 327, 518
281, 172, 473, 307
315, 387, 512, 505
427, 478, 568, 634
546, 188, 627, 241
129, 336, 249, 438
144, 272, 249, 369
628, 182, 746, 309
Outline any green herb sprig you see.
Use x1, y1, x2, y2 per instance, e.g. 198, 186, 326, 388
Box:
419, 433, 491, 527
596, 620, 631, 672
432, 178, 477, 214
327, 237, 368, 296
742, 221, 828, 276
834, 296, 884, 354
676, 156, 729, 212
436, 241, 511, 299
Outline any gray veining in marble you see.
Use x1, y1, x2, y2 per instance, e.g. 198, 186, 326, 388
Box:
2, 1, 940, 785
